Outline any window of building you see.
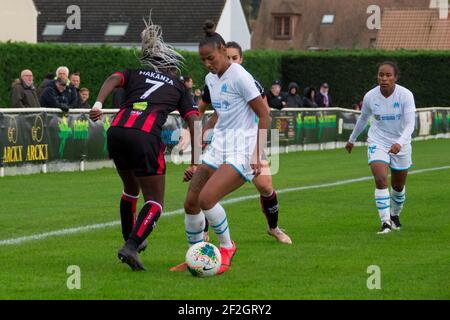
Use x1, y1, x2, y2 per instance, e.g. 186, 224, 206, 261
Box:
105, 23, 129, 36
321, 14, 335, 24
273, 15, 292, 39
42, 23, 65, 36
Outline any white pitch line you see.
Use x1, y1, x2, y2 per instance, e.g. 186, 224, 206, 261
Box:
1, 165, 449, 246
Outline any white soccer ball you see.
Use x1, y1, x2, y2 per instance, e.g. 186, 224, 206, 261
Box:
185, 242, 221, 277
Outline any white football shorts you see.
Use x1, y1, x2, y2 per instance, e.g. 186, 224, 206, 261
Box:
367, 143, 412, 171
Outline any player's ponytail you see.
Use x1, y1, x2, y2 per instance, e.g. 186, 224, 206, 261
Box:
199, 20, 226, 49
140, 14, 184, 72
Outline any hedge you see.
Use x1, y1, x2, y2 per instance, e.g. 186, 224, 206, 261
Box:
1, 42, 450, 108
280, 50, 450, 108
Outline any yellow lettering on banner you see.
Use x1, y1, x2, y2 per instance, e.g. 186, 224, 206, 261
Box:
3, 146, 23, 163
26, 144, 49, 161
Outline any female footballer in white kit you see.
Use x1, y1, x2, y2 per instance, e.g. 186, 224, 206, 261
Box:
170, 21, 270, 274
346, 62, 416, 234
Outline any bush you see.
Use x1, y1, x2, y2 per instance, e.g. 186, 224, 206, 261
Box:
1, 42, 449, 108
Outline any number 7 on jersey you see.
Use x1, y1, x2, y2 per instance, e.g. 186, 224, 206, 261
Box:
140, 79, 165, 99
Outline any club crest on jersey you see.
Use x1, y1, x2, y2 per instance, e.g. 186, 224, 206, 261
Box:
221, 84, 228, 93
394, 102, 400, 108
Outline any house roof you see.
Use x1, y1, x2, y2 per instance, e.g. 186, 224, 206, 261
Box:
376, 8, 450, 50
33, 0, 226, 44
251, 0, 432, 50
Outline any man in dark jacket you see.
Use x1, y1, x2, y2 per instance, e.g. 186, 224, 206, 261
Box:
266, 80, 286, 110
11, 69, 41, 108
285, 82, 303, 108
315, 83, 333, 107
39, 77, 78, 112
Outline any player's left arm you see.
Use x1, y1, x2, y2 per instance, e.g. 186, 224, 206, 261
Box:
390, 91, 416, 154
248, 96, 270, 177
237, 73, 270, 177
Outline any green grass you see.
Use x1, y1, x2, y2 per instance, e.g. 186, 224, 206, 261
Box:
0, 139, 449, 299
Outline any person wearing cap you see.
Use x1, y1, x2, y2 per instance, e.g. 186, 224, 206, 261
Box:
39, 76, 77, 112
266, 80, 286, 110
11, 69, 40, 108
316, 82, 333, 108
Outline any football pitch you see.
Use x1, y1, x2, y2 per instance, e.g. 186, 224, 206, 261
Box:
0, 139, 449, 300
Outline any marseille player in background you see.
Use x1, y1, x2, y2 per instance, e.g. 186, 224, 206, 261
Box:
346, 62, 416, 234
171, 21, 270, 274
198, 41, 292, 245
89, 18, 200, 271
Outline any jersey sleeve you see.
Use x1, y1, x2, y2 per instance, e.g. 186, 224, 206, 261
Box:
235, 69, 261, 103
177, 87, 199, 121
254, 80, 266, 99
113, 69, 130, 88
361, 93, 373, 116
202, 85, 211, 104
402, 90, 416, 114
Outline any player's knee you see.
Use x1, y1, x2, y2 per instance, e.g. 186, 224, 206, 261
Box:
374, 176, 388, 189
184, 197, 199, 215
198, 191, 215, 211
255, 181, 273, 196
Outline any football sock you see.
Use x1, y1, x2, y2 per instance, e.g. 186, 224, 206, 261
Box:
391, 187, 406, 217
128, 200, 162, 249
185, 212, 206, 247
203, 217, 209, 232
375, 188, 391, 223
260, 190, 279, 229
203, 203, 233, 248
120, 192, 139, 241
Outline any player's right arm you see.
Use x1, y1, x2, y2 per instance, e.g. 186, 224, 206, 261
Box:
346, 94, 372, 153
89, 72, 124, 121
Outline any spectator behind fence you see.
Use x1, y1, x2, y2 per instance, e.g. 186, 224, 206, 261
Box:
266, 80, 286, 110
78, 88, 91, 108
302, 86, 318, 108
285, 82, 303, 108
181, 75, 196, 106
316, 82, 333, 107
11, 69, 41, 108
37, 73, 54, 97
39, 77, 77, 112
194, 88, 202, 105
70, 72, 80, 90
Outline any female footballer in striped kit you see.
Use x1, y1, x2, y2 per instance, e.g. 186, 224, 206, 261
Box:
90, 18, 199, 271
346, 62, 416, 234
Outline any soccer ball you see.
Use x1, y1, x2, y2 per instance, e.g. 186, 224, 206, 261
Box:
185, 242, 221, 277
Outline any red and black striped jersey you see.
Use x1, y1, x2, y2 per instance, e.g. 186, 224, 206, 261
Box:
111, 69, 198, 135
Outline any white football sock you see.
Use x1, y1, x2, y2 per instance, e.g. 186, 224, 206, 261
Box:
203, 203, 233, 248
391, 187, 406, 217
185, 212, 205, 247
375, 188, 391, 223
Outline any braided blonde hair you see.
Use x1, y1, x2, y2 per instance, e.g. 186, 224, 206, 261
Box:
140, 15, 184, 72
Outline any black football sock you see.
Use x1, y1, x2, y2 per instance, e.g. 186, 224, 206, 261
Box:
260, 191, 279, 229
120, 192, 139, 241
128, 201, 162, 249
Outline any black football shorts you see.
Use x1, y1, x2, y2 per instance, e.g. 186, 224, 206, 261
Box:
107, 126, 166, 176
